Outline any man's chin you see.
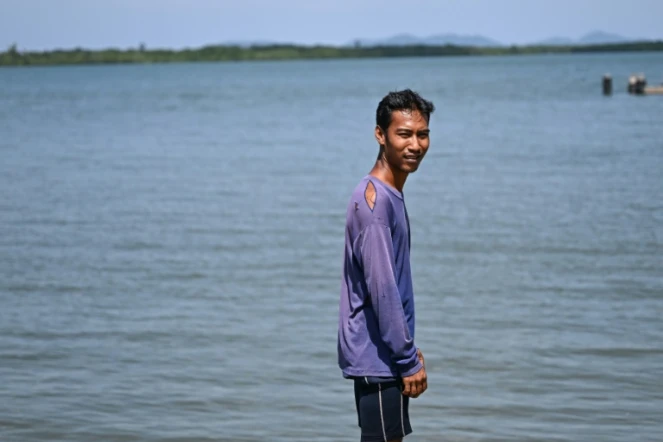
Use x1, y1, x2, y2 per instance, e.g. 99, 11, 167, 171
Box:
401, 163, 421, 173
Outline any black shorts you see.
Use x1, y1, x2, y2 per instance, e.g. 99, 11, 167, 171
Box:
354, 378, 412, 441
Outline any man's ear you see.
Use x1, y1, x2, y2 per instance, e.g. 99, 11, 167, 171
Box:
375, 125, 386, 147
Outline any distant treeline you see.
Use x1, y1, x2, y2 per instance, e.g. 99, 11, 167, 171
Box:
1, 41, 662, 67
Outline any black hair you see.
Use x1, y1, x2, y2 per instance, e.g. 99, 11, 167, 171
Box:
376, 89, 435, 131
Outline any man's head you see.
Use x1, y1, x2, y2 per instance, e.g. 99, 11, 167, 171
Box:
375, 89, 435, 174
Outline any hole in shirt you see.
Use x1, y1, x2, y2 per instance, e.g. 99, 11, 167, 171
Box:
364, 181, 376, 211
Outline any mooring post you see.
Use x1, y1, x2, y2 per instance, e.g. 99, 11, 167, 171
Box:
628, 75, 637, 94
602, 74, 612, 95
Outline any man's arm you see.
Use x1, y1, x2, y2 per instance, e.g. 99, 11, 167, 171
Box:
358, 222, 422, 377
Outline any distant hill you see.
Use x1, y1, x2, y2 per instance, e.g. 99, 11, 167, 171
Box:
537, 31, 637, 46
221, 40, 284, 48
537, 36, 575, 46
578, 31, 633, 44
353, 31, 649, 48
352, 33, 503, 47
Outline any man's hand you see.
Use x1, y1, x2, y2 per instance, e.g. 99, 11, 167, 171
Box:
402, 349, 427, 398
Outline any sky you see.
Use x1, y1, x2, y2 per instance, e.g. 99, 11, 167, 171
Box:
2, 0, 663, 51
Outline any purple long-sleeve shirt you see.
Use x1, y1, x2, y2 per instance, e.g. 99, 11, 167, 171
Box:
337, 175, 422, 379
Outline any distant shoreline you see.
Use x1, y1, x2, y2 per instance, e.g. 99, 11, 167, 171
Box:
2, 41, 662, 67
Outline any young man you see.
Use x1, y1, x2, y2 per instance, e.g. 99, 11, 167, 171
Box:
338, 89, 435, 442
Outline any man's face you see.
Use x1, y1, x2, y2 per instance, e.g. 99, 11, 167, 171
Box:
375, 109, 431, 174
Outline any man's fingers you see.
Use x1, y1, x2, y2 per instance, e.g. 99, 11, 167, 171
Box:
405, 372, 427, 398
409, 380, 421, 398
402, 380, 411, 397
403, 368, 428, 398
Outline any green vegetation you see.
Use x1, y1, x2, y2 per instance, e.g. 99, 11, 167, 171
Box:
2, 41, 662, 67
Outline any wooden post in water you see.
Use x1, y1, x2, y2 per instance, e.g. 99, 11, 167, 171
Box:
629, 74, 647, 95
628, 75, 637, 94
602, 74, 612, 95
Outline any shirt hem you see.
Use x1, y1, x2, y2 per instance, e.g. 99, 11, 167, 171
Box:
342, 368, 400, 378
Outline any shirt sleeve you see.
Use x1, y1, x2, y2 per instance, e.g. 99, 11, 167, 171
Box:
357, 222, 422, 377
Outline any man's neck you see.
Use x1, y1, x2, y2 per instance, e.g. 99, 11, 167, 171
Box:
369, 156, 407, 193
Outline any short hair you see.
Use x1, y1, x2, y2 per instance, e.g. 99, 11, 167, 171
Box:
376, 89, 435, 131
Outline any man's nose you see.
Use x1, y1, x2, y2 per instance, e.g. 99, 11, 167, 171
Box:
409, 136, 422, 151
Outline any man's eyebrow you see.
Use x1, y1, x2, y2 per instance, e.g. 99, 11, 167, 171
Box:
394, 127, 430, 133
